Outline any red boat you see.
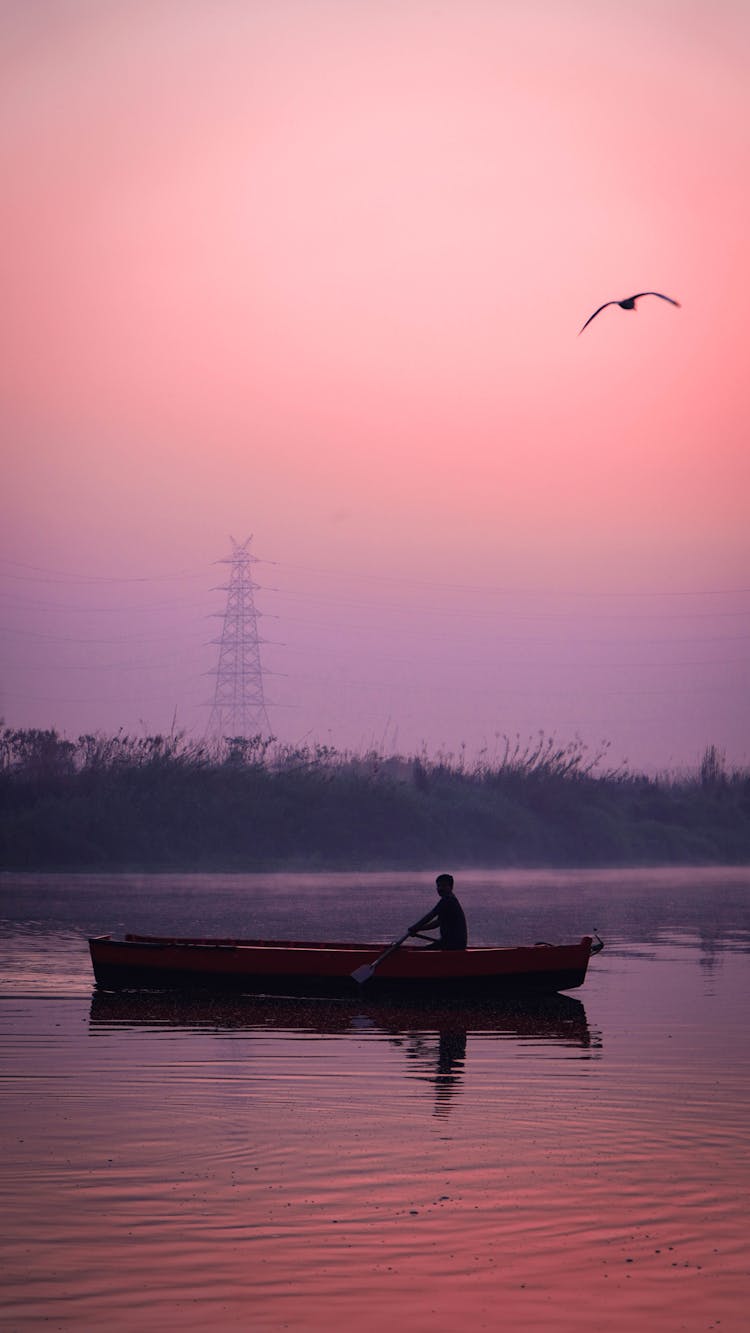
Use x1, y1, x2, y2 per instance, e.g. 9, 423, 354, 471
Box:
88, 932, 602, 997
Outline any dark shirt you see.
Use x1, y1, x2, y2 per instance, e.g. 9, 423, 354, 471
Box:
412, 894, 468, 950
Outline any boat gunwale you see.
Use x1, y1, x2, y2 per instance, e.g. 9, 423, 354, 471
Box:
113, 933, 592, 957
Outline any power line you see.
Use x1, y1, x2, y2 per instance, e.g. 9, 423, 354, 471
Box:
3, 553, 749, 598
0, 591, 211, 613
272, 559, 750, 599
0, 558, 208, 583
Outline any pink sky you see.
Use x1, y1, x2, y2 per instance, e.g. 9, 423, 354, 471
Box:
2, 1, 749, 772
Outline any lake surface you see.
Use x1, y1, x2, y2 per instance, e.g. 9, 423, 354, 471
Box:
1, 867, 749, 1331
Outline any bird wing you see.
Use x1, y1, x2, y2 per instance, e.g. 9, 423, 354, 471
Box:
631, 292, 681, 307
578, 301, 616, 334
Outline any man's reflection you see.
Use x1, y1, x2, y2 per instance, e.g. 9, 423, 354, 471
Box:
89, 991, 595, 1118
383, 1025, 467, 1117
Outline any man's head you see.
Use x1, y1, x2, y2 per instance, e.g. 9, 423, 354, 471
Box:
436, 873, 454, 896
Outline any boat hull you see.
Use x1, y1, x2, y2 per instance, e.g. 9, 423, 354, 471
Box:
88, 934, 597, 997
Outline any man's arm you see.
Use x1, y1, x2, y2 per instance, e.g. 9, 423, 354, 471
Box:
409, 902, 440, 934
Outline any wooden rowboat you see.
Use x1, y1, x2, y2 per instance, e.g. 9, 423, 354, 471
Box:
88, 932, 602, 997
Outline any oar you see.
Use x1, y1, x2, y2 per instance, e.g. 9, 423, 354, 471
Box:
351, 931, 412, 985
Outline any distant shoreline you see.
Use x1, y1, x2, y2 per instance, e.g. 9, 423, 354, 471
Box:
2, 729, 748, 873
2, 855, 750, 875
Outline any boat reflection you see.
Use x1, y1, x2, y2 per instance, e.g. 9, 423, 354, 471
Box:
90, 989, 597, 1117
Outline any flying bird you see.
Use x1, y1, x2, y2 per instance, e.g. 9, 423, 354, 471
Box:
579, 291, 681, 335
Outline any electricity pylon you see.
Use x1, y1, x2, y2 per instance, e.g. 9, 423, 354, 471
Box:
206, 537, 271, 740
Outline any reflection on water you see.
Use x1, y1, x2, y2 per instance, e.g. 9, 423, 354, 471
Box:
88, 989, 595, 1118
2, 869, 749, 1333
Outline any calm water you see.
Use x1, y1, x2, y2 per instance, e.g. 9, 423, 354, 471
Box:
1, 867, 749, 1331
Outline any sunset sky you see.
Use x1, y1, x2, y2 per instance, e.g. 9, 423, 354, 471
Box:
2, 0, 749, 773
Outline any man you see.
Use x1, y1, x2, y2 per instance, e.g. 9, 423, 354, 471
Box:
409, 873, 467, 950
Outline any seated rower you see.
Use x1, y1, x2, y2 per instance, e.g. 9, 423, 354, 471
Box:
409, 873, 467, 950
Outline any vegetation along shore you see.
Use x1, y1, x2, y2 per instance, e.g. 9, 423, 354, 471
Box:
1, 728, 748, 872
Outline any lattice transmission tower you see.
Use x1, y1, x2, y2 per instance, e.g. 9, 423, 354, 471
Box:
206, 537, 271, 741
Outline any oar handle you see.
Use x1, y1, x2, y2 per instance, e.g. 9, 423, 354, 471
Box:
372, 930, 412, 967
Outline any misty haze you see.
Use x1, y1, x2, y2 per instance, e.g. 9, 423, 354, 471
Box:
2, 6, 749, 1333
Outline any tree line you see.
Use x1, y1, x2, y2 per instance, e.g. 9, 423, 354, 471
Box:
1, 727, 748, 871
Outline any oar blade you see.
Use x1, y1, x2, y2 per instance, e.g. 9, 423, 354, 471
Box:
350, 963, 375, 985
351, 930, 412, 984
